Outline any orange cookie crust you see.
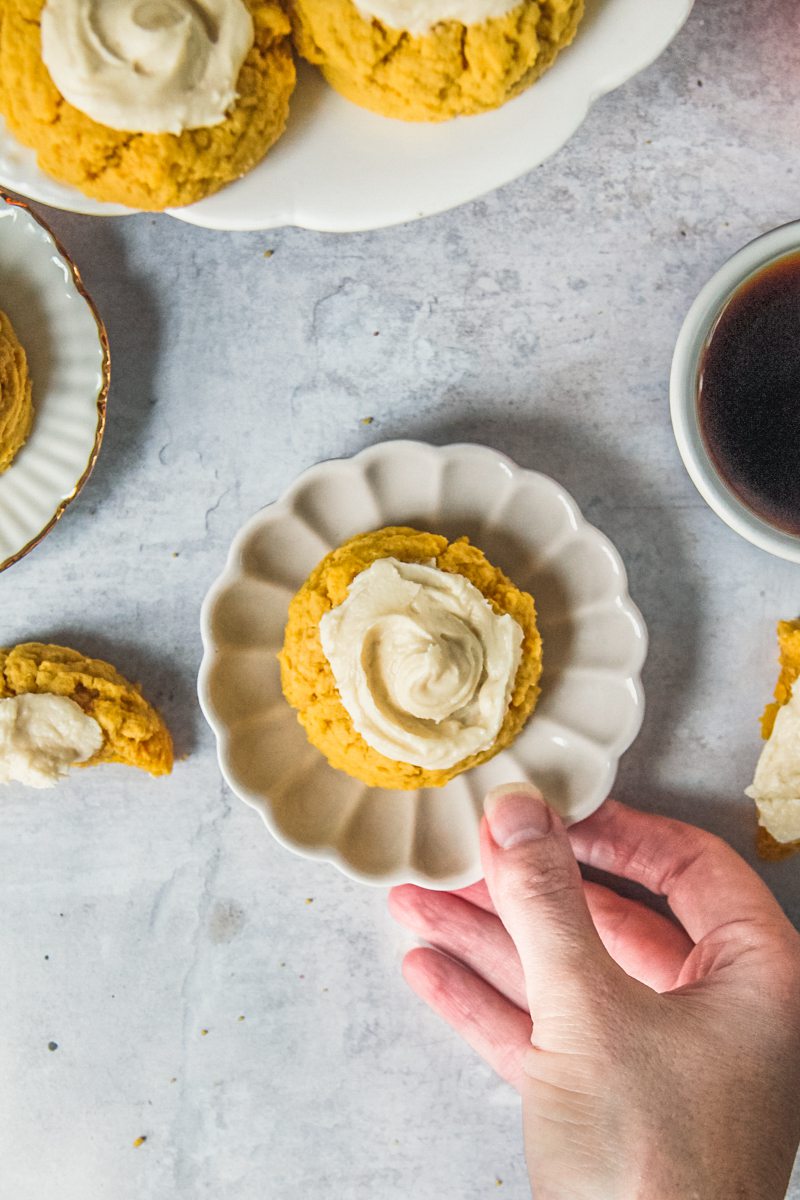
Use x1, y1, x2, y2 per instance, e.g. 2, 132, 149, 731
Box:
0, 0, 295, 210
288, 0, 584, 122
0, 309, 33, 473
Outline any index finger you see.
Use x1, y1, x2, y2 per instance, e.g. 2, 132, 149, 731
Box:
567, 799, 791, 945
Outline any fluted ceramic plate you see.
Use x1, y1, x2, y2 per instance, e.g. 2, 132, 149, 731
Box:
0, 194, 108, 571
0, 0, 693, 231
199, 442, 647, 888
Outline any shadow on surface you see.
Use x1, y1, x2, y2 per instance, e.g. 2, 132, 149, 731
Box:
30, 209, 163, 519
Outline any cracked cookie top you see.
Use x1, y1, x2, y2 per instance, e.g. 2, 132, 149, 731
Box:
287, 0, 584, 122
0, 0, 295, 209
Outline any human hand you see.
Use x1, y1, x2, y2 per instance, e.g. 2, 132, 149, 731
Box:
389, 787, 800, 1200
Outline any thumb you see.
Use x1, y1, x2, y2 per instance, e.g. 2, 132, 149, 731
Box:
482, 783, 620, 1042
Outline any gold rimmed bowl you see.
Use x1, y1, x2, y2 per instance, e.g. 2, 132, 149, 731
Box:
0, 192, 108, 571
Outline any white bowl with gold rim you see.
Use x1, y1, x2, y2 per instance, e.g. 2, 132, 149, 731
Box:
0, 193, 108, 571
199, 441, 647, 889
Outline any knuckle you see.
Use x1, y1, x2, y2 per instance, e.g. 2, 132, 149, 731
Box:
659, 829, 731, 892
502, 853, 579, 908
700, 830, 740, 870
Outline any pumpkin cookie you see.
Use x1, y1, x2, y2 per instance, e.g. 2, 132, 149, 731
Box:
287, 0, 584, 122
280, 527, 542, 790
0, 0, 296, 210
749, 620, 800, 860
0, 642, 173, 776
0, 310, 33, 473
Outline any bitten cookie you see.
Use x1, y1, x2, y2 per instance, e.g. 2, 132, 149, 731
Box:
0, 642, 174, 776
0, 310, 33, 473
288, 0, 584, 122
280, 527, 543, 790
0, 0, 296, 210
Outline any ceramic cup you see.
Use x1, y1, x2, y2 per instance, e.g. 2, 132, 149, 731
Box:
670, 220, 800, 564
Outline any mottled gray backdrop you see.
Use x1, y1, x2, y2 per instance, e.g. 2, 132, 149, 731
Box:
3, 0, 800, 1196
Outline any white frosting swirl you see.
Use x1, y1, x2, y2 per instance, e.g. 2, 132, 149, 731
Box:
354, 0, 519, 35
746, 682, 800, 844
0, 694, 102, 789
40, 0, 254, 134
319, 558, 523, 771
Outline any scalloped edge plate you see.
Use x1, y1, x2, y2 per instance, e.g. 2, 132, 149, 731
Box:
199, 441, 647, 888
0, 0, 693, 231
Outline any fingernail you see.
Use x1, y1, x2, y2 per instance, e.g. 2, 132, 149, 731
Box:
484, 783, 551, 848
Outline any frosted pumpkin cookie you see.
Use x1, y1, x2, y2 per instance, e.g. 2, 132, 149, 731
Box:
0, 310, 33, 473
0, 642, 173, 784
747, 620, 800, 860
280, 527, 542, 790
0, 0, 295, 210
287, 0, 584, 122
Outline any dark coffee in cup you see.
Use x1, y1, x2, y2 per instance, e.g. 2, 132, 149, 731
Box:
698, 252, 800, 535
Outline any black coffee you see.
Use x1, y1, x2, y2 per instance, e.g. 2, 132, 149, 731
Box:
698, 251, 800, 535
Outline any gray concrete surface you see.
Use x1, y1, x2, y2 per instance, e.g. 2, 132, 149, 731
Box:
2, 0, 799, 1195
